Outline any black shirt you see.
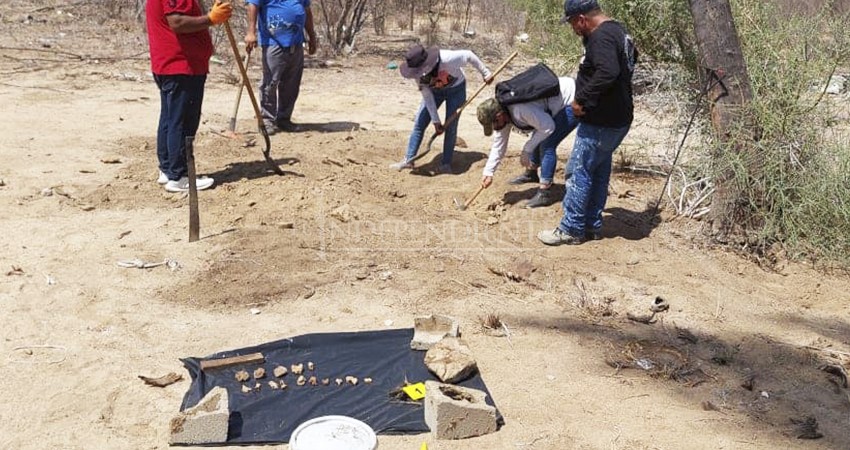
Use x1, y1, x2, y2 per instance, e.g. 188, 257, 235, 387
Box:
575, 20, 637, 128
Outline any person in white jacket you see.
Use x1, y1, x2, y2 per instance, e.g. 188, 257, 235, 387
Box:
476, 76, 578, 208
392, 44, 492, 174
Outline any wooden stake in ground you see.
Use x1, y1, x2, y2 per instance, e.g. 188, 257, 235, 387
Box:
185, 136, 199, 242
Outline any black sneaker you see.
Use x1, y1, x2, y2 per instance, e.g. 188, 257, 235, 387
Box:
585, 229, 603, 241
524, 189, 551, 208
276, 119, 299, 132
508, 170, 539, 185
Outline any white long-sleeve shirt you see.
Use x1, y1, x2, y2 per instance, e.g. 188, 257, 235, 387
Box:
482, 77, 576, 177
417, 50, 491, 124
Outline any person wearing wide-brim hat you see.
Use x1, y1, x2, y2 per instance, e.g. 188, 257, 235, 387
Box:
390, 44, 492, 174
475, 74, 579, 208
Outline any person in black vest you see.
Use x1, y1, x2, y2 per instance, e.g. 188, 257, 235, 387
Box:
538, 0, 637, 244
476, 75, 579, 208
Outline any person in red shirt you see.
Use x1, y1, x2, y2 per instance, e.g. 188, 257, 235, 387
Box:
146, 0, 232, 193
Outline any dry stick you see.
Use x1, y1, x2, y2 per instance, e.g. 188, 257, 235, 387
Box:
653, 70, 721, 215
200, 352, 265, 371
30, 1, 89, 13
0, 82, 72, 93
0, 46, 83, 59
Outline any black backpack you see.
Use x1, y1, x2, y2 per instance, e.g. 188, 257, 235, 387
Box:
495, 63, 560, 107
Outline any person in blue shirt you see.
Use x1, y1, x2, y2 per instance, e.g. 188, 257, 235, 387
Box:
245, 0, 318, 134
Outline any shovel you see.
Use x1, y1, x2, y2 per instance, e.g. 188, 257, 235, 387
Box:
225, 51, 250, 138
222, 20, 284, 175
407, 51, 518, 165
453, 184, 486, 211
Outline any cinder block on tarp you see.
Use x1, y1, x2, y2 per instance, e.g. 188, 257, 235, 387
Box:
424, 380, 497, 439
411, 314, 459, 350
170, 386, 229, 445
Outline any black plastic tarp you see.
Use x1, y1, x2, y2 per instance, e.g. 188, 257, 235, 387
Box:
179, 328, 503, 445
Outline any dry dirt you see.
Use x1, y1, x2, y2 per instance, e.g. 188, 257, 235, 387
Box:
2, 3, 850, 450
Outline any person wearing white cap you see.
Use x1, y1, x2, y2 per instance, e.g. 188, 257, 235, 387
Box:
391, 44, 492, 174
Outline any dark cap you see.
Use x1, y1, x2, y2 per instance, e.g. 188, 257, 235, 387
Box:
561, 0, 599, 23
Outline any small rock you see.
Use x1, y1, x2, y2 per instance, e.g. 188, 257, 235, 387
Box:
41, 187, 54, 197
354, 270, 369, 280
307, 361, 315, 371
273, 366, 288, 377
296, 375, 307, 386
234, 370, 250, 382
249, 308, 261, 315
241, 384, 251, 393
0, 179, 5, 186
253, 368, 265, 379
424, 337, 478, 383
268, 380, 279, 389
291, 363, 304, 375
346, 376, 358, 385
329, 204, 352, 222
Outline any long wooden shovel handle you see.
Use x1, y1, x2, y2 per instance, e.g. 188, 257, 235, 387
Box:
223, 23, 262, 125
222, 19, 284, 175
228, 51, 251, 132
445, 51, 519, 128
463, 185, 486, 209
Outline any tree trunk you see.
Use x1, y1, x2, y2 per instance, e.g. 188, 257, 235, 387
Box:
687, 0, 755, 236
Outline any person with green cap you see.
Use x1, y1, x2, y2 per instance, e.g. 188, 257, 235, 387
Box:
476, 75, 578, 208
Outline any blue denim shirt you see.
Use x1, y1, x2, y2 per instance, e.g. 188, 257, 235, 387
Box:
248, 0, 310, 47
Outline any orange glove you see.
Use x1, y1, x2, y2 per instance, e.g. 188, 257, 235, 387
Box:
208, 0, 233, 25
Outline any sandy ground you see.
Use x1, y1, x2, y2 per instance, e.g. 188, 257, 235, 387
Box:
2, 4, 850, 450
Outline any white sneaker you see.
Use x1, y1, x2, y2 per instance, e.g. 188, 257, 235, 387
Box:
157, 171, 168, 184
164, 176, 215, 193
389, 160, 414, 171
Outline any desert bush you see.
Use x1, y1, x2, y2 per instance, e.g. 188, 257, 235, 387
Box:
705, 0, 850, 265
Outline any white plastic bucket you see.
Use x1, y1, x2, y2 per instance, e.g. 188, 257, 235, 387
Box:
289, 415, 378, 450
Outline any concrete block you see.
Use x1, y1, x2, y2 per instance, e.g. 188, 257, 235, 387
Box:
169, 386, 230, 445
424, 381, 497, 440
411, 314, 459, 350
424, 337, 478, 383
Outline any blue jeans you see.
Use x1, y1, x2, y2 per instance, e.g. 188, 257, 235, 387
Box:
558, 122, 631, 236
154, 74, 206, 180
405, 81, 466, 165
531, 106, 579, 185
